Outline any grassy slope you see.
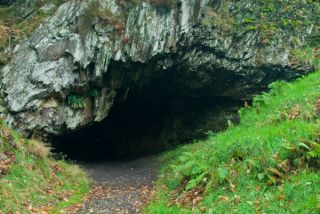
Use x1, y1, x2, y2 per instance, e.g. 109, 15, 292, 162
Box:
148, 2, 320, 212
0, 122, 90, 213
146, 70, 320, 213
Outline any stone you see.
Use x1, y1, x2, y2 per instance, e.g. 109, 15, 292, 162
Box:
0, 152, 8, 161
0, 0, 315, 138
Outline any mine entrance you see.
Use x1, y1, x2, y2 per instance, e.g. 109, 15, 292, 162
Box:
52, 76, 241, 161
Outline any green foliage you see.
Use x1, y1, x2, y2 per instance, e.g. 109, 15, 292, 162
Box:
0, 122, 90, 212
146, 68, 320, 212
201, 0, 320, 46
234, 0, 320, 45
67, 94, 86, 109
0, 25, 9, 64
201, 4, 234, 32
293, 47, 320, 70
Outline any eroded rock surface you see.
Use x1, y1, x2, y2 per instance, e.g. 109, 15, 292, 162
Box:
0, 0, 315, 137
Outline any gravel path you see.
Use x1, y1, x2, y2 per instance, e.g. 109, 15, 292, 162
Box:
68, 156, 158, 214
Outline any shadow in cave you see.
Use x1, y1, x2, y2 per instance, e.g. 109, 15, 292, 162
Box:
52, 78, 242, 162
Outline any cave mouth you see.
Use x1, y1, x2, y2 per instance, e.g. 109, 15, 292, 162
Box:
52, 78, 242, 162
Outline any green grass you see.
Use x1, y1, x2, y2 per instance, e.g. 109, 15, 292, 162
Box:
145, 71, 320, 213
0, 123, 90, 213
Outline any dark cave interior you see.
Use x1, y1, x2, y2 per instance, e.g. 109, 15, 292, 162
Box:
52, 76, 242, 161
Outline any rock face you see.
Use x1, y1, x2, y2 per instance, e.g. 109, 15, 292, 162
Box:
0, 0, 315, 137
0, 0, 15, 5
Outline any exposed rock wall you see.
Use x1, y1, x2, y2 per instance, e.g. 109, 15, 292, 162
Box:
0, 0, 315, 137
0, 0, 15, 5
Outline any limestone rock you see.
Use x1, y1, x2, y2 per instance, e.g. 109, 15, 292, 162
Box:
0, 0, 315, 137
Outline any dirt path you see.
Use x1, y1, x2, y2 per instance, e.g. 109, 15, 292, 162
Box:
67, 156, 158, 214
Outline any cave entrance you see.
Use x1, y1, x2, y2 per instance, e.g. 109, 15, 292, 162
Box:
52, 77, 241, 161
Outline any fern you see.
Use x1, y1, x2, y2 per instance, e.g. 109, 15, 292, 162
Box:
67, 94, 86, 109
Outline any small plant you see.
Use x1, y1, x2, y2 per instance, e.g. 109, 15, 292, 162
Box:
201, 6, 234, 33
67, 94, 86, 109
0, 51, 9, 64
0, 25, 9, 64
293, 47, 320, 70
0, 25, 8, 49
28, 139, 51, 159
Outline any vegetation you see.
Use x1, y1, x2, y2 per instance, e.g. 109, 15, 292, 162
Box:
236, 0, 320, 45
0, 121, 90, 213
67, 94, 87, 110
146, 68, 320, 212
0, 0, 319, 213
0, 24, 9, 63
202, 0, 320, 46
293, 47, 320, 70
0, 3, 91, 212
80, 1, 125, 41
0, 0, 66, 64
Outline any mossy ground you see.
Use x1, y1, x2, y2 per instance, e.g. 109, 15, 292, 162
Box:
145, 69, 320, 213
0, 122, 90, 213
